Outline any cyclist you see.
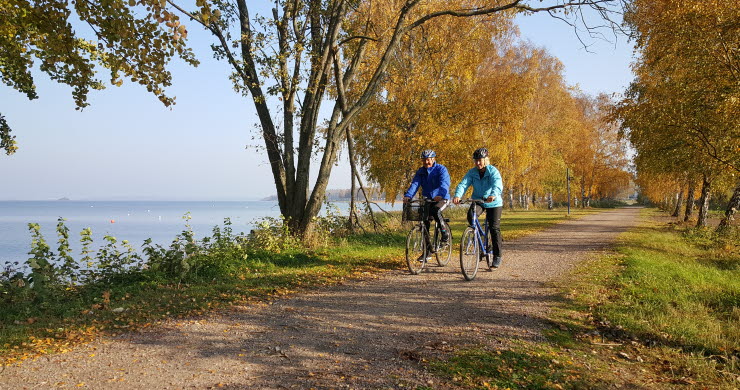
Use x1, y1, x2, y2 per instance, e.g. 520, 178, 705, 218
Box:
403, 149, 451, 249
452, 147, 504, 267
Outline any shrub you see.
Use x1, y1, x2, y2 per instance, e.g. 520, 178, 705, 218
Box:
245, 215, 301, 253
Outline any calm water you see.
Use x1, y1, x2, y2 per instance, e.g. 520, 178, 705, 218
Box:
0, 201, 396, 267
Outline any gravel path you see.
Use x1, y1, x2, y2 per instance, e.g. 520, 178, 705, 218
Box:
1, 208, 640, 389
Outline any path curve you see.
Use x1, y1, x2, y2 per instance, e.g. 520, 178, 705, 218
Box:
2, 208, 641, 389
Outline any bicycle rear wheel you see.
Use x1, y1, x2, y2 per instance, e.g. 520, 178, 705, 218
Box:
406, 226, 427, 275
460, 227, 479, 281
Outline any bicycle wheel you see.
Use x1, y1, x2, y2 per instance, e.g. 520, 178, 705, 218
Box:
406, 226, 427, 275
485, 231, 494, 271
434, 225, 452, 267
460, 227, 480, 281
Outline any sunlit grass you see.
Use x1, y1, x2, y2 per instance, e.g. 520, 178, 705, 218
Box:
427, 208, 739, 388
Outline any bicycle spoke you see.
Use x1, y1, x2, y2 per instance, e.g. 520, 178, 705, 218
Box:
405, 226, 427, 275
460, 227, 479, 280
434, 226, 452, 267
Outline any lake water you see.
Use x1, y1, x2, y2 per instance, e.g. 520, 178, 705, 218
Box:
0, 201, 400, 267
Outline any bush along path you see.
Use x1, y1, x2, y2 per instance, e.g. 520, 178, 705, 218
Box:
1, 208, 641, 389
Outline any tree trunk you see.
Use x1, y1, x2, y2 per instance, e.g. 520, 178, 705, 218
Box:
697, 174, 711, 228
580, 177, 586, 208
346, 126, 378, 232
547, 192, 553, 210
519, 184, 527, 209
684, 180, 696, 222
671, 188, 684, 218
717, 179, 740, 230
508, 187, 514, 210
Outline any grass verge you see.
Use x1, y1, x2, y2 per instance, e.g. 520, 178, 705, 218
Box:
0, 207, 605, 366
427, 208, 739, 389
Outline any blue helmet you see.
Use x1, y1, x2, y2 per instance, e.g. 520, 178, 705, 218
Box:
421, 149, 436, 158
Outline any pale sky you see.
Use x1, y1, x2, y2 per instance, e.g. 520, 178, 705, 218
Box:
0, 6, 634, 201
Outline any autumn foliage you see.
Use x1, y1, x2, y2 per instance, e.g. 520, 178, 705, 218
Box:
614, 0, 740, 227
349, 12, 631, 207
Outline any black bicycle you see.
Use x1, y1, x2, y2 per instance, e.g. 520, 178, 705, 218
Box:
402, 198, 452, 274
459, 199, 495, 281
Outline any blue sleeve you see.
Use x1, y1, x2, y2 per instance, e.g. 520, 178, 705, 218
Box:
454, 170, 472, 198
404, 169, 422, 198
438, 165, 451, 199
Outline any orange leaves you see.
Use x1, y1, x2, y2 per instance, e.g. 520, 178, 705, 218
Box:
617, 0, 739, 202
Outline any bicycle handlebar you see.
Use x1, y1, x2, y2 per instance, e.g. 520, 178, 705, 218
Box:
459, 199, 487, 205
406, 198, 435, 204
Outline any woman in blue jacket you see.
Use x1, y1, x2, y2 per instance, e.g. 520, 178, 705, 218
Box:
452, 148, 504, 267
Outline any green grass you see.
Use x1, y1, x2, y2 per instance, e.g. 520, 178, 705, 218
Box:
0, 233, 407, 365
426, 208, 739, 389
0, 207, 607, 365
600, 223, 739, 355
429, 345, 593, 389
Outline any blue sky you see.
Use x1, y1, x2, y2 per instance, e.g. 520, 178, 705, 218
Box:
0, 6, 634, 201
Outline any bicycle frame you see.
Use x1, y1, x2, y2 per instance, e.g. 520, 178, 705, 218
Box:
405, 198, 452, 274
467, 200, 491, 256
408, 198, 442, 251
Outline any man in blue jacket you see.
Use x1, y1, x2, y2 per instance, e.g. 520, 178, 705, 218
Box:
453, 147, 504, 267
403, 149, 451, 246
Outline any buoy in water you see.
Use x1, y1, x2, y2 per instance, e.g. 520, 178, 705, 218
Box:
110, 219, 115, 223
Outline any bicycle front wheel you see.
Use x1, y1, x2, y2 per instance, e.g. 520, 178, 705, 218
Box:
460, 227, 479, 281
434, 228, 452, 267
485, 230, 494, 271
406, 226, 427, 275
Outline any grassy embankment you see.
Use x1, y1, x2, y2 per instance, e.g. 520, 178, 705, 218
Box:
427, 208, 739, 389
0, 206, 599, 366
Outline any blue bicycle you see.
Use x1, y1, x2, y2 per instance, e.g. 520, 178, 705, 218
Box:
459, 199, 495, 281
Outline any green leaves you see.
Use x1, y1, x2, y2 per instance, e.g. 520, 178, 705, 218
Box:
1, 0, 200, 143
0, 114, 18, 155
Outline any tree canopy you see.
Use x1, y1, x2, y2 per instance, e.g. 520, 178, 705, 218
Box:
4, 0, 626, 236
352, 20, 631, 205
0, 0, 199, 154
614, 0, 739, 226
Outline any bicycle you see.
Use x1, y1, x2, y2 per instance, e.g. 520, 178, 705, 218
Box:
402, 198, 452, 274
459, 199, 495, 281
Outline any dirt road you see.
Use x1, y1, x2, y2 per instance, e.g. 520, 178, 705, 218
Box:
1, 208, 641, 389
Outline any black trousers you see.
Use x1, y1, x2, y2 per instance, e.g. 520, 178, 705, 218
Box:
425, 200, 450, 239
467, 205, 503, 258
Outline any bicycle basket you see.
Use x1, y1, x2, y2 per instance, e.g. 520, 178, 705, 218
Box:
402, 203, 424, 222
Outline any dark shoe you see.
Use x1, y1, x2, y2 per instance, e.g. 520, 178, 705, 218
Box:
441, 232, 450, 244
492, 257, 502, 268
